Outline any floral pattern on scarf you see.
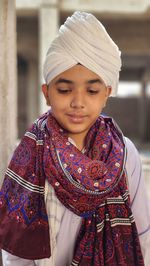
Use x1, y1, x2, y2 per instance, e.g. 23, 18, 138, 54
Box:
0, 111, 144, 265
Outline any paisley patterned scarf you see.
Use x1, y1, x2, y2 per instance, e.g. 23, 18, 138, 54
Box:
0, 111, 144, 265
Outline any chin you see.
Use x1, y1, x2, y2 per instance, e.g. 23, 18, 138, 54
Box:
67, 127, 89, 135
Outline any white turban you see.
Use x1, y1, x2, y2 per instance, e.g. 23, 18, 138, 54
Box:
43, 11, 121, 96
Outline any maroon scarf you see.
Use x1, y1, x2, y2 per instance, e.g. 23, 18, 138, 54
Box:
0, 111, 144, 265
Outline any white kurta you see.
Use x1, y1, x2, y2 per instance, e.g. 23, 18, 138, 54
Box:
2, 138, 150, 266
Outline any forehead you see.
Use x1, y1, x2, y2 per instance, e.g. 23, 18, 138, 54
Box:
51, 64, 104, 84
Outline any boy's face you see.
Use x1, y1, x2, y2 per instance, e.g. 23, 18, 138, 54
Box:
42, 65, 111, 149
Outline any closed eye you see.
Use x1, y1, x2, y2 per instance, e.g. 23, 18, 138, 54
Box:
87, 88, 100, 94
57, 88, 72, 94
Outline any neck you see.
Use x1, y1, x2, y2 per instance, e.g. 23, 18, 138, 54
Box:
68, 133, 86, 151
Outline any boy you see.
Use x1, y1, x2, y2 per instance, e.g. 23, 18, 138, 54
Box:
0, 11, 150, 266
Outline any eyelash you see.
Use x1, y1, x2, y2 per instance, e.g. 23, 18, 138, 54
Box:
57, 88, 100, 94
57, 88, 71, 94
87, 89, 99, 94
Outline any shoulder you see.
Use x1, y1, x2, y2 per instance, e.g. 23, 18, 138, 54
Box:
34, 111, 49, 130
124, 137, 142, 196
25, 111, 49, 139
124, 137, 139, 156
124, 137, 141, 170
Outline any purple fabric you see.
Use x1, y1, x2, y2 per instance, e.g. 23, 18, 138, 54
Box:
0, 111, 144, 265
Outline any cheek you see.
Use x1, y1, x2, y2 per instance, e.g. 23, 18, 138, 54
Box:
90, 99, 105, 111
50, 99, 67, 111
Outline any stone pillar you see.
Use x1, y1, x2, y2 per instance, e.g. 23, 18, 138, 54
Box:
139, 69, 150, 142
27, 59, 39, 125
39, 2, 59, 114
0, 0, 17, 187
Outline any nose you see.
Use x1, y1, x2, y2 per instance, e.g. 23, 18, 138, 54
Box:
70, 90, 85, 109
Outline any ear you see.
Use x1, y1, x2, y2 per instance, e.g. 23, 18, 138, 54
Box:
103, 86, 112, 108
106, 86, 112, 97
42, 84, 50, 106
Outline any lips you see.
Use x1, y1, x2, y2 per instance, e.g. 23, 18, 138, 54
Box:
67, 113, 87, 123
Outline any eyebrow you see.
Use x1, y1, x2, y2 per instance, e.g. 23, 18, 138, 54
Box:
55, 78, 73, 85
54, 78, 103, 85
87, 79, 103, 84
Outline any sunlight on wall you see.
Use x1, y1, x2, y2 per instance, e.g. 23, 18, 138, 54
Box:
117, 81, 141, 97
146, 83, 150, 97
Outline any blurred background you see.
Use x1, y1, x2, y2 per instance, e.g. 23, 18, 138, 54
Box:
0, 0, 150, 264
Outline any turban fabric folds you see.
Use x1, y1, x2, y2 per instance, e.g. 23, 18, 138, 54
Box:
43, 11, 121, 96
